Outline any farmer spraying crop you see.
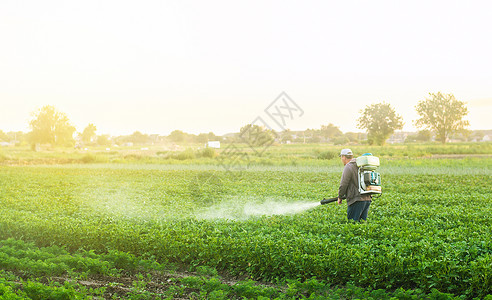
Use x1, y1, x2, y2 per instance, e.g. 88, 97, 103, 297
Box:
320, 149, 381, 219
337, 149, 371, 221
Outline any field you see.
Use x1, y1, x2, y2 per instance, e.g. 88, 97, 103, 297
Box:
0, 144, 491, 299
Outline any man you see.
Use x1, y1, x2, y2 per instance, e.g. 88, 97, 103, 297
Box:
337, 149, 371, 221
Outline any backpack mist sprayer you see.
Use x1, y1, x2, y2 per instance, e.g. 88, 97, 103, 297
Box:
356, 153, 382, 196
320, 153, 382, 205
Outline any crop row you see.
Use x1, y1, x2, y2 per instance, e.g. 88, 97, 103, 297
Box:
0, 238, 471, 299
0, 161, 491, 298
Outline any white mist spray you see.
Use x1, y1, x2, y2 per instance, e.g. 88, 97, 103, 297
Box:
195, 196, 321, 220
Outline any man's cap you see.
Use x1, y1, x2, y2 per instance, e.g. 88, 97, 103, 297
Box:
339, 148, 353, 156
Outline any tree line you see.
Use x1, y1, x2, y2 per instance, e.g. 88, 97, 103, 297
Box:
357, 92, 470, 145
0, 91, 473, 148
235, 91, 471, 146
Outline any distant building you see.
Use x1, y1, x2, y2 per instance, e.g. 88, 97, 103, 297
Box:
207, 141, 220, 149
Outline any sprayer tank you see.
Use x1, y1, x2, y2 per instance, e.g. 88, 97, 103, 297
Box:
356, 155, 379, 171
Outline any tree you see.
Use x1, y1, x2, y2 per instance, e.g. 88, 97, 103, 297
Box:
208, 132, 219, 141
129, 131, 149, 144
29, 105, 76, 146
196, 133, 209, 143
416, 130, 432, 142
0, 130, 8, 142
450, 129, 471, 142
357, 102, 404, 146
333, 135, 350, 145
414, 92, 469, 144
470, 130, 485, 142
320, 124, 343, 141
280, 129, 293, 143
239, 124, 276, 147
81, 123, 97, 144
168, 130, 187, 143
344, 132, 360, 143
8, 131, 25, 144
97, 135, 111, 146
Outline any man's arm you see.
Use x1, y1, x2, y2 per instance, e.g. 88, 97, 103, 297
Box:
338, 165, 350, 202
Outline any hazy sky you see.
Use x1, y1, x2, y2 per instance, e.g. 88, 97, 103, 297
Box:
1, 0, 491, 136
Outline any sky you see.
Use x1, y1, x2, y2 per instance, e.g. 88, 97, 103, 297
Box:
1, 0, 491, 136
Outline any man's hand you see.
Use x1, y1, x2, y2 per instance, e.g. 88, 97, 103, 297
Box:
337, 198, 343, 205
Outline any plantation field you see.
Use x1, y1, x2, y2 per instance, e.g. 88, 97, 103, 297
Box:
0, 145, 492, 299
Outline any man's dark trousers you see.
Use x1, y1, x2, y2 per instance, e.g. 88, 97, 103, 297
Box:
347, 201, 371, 221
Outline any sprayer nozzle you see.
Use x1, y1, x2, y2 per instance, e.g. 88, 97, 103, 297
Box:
320, 197, 338, 205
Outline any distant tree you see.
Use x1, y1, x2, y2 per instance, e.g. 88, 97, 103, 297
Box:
320, 124, 343, 141
129, 131, 149, 144
311, 135, 321, 143
414, 92, 469, 144
239, 124, 275, 147
29, 105, 76, 146
8, 131, 25, 144
196, 133, 209, 143
470, 131, 485, 142
168, 130, 186, 143
415, 130, 432, 142
280, 129, 293, 143
450, 129, 472, 142
81, 123, 97, 144
97, 135, 111, 146
344, 132, 360, 143
333, 136, 350, 145
0, 130, 8, 142
405, 130, 433, 143
207, 132, 221, 142
461, 129, 472, 142
297, 128, 320, 144
357, 102, 404, 146
404, 135, 417, 143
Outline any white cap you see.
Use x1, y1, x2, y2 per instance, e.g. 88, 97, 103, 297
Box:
339, 148, 353, 156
